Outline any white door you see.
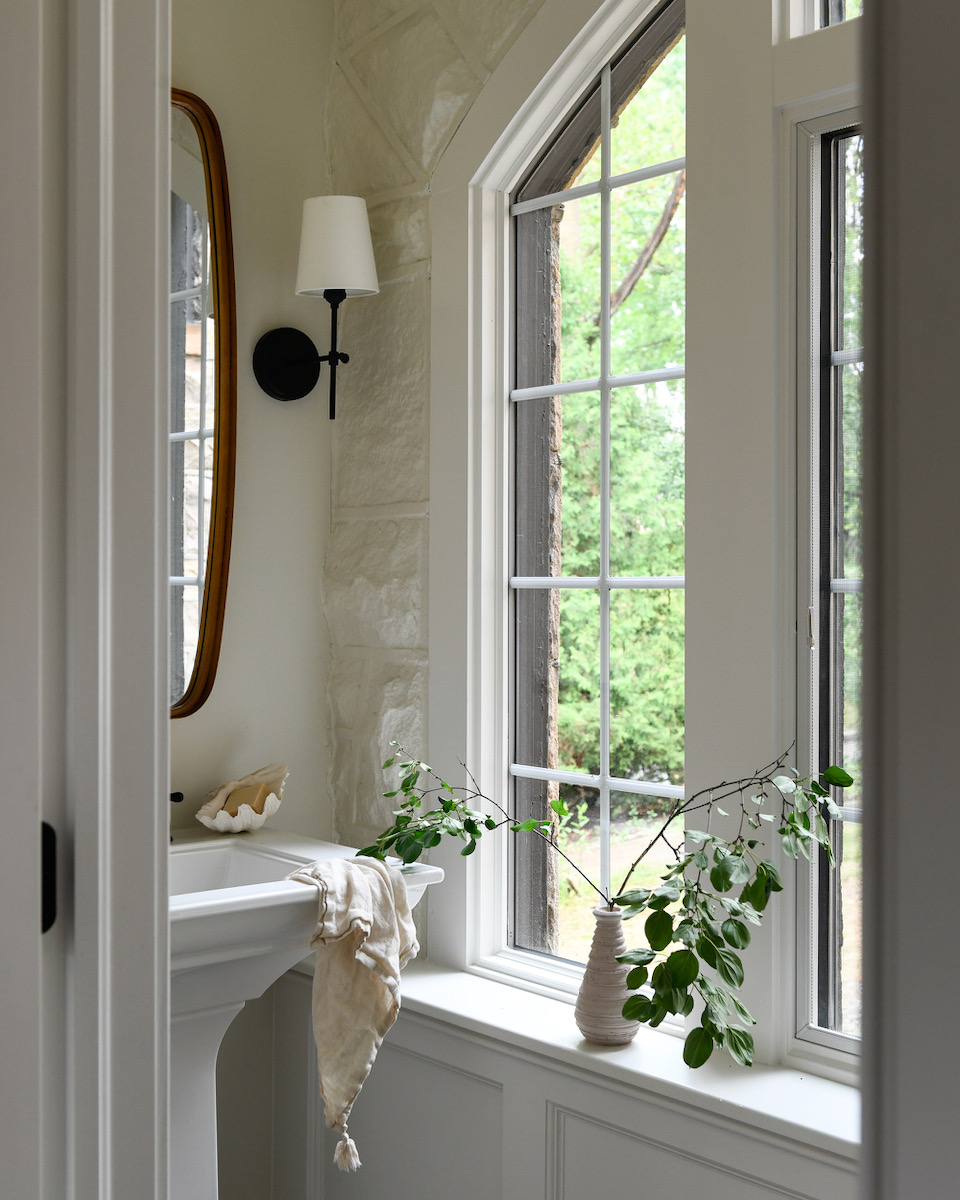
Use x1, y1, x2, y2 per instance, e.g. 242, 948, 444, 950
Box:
0, 0, 170, 1196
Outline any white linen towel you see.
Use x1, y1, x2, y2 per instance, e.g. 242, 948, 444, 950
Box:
288, 856, 419, 1171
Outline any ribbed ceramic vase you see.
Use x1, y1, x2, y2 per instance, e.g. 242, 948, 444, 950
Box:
574, 905, 640, 1046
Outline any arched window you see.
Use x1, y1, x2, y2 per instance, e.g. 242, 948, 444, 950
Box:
509, 0, 686, 960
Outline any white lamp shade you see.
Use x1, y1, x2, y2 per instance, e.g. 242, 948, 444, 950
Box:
295, 195, 379, 298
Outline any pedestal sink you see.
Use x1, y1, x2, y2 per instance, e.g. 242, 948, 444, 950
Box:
169, 828, 442, 1200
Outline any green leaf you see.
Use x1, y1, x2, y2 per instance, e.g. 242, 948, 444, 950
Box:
616, 888, 651, 909
727, 855, 752, 885
710, 861, 733, 893
460, 838, 478, 856
685, 829, 712, 843
721, 918, 751, 949
730, 994, 756, 1025
665, 987, 688, 1014
683, 1026, 715, 1068
696, 937, 718, 969
645, 909, 674, 951
626, 966, 648, 989
715, 947, 745, 988
674, 920, 697, 947
664, 948, 700, 987
759, 860, 783, 891
823, 765, 854, 788
550, 798, 568, 815
617, 946, 657, 966
810, 779, 829, 797
395, 836, 424, 865
484, 817, 497, 830
622, 994, 656, 1022
724, 1026, 755, 1067
738, 900, 762, 926
648, 884, 681, 909
381, 756, 397, 770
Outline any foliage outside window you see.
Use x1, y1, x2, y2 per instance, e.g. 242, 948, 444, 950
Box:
511, 1, 686, 964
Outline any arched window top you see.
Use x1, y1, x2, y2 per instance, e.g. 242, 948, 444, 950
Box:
516, 0, 684, 202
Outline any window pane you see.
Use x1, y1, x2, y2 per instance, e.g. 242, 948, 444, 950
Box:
610, 788, 681, 896
822, 0, 862, 27
838, 361, 863, 578
838, 818, 862, 1037
610, 32, 685, 177
557, 590, 601, 773
836, 590, 863, 810
182, 437, 201, 578
609, 589, 684, 786
609, 174, 685, 376
554, 784, 599, 962
557, 193, 602, 383
202, 434, 214, 575
839, 134, 864, 352
609, 383, 684, 577
515, 589, 601, 774
512, 774, 562, 956
516, 392, 602, 578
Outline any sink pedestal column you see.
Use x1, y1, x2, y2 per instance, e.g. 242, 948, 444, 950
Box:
170, 1002, 245, 1200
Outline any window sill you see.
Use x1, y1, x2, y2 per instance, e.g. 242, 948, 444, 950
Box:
398, 959, 860, 1164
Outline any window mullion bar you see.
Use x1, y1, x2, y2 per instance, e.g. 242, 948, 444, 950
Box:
511, 365, 685, 403
509, 156, 686, 217
829, 345, 863, 367
510, 574, 685, 589
599, 64, 613, 901
170, 285, 203, 303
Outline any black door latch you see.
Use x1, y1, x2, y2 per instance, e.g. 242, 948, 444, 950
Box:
41, 821, 56, 933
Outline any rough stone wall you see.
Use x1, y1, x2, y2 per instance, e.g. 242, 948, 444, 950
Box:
325, 0, 545, 846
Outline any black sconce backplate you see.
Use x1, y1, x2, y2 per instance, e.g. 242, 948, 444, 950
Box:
252, 327, 321, 402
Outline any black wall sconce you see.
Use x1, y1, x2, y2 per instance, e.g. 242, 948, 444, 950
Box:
253, 195, 379, 418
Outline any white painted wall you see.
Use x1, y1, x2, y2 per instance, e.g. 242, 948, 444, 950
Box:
170, 0, 336, 838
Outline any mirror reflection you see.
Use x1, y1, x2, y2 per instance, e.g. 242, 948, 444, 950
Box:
169, 90, 236, 717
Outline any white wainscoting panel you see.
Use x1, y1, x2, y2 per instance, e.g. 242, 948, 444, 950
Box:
265, 966, 858, 1199
319, 1037, 504, 1198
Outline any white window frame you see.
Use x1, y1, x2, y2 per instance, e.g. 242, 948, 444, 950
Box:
427, 0, 861, 1084
792, 104, 863, 1061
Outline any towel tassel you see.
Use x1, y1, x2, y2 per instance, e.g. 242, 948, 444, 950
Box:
334, 1125, 361, 1172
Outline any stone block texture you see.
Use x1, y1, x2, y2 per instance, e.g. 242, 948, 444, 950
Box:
325, 0, 546, 842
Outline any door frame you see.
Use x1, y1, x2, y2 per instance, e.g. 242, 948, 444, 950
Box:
1, 0, 170, 1195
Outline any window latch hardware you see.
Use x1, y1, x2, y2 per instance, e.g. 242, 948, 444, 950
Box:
808, 607, 816, 649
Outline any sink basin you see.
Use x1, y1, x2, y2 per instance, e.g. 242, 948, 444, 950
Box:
168, 829, 442, 1200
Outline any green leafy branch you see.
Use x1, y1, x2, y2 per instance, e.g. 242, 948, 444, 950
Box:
358, 742, 853, 1070
358, 744, 610, 905
614, 757, 852, 1068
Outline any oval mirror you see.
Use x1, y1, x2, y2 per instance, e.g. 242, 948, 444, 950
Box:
169, 89, 236, 717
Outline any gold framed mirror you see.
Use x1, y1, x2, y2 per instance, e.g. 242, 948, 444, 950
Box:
169, 89, 236, 718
